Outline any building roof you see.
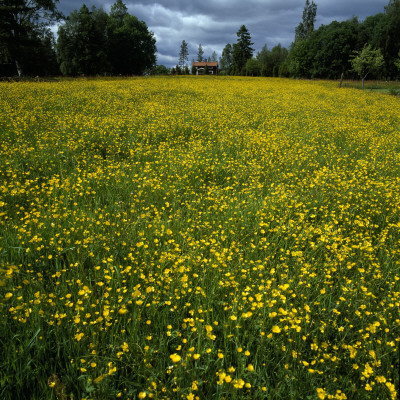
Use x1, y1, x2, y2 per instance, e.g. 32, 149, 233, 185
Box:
192, 61, 218, 67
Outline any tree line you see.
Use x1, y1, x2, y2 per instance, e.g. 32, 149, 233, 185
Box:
1, 0, 399, 79
288, 0, 400, 80
0, 0, 156, 77
214, 0, 400, 80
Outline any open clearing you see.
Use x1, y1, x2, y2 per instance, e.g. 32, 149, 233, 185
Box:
1, 77, 399, 399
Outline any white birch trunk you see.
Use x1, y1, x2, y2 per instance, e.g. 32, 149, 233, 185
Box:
15, 60, 23, 77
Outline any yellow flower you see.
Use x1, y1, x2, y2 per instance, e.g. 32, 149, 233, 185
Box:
316, 388, 326, 399
272, 325, 281, 334
170, 353, 181, 363
138, 392, 147, 399
234, 379, 245, 389
74, 332, 84, 341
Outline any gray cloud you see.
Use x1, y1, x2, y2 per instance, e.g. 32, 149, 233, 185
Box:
56, 0, 388, 67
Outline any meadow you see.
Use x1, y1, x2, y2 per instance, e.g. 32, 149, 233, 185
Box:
0, 76, 399, 400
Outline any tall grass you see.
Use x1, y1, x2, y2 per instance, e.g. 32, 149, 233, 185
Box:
0, 76, 399, 399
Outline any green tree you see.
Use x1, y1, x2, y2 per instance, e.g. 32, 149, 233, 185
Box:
232, 25, 254, 75
295, 0, 317, 41
350, 44, 384, 89
57, 1, 156, 76
107, 0, 156, 75
197, 43, 204, 62
57, 5, 109, 75
257, 44, 270, 76
211, 51, 217, 62
151, 65, 170, 75
0, 0, 62, 76
245, 58, 260, 76
395, 50, 400, 71
219, 43, 232, 75
311, 18, 359, 78
270, 44, 289, 76
289, 18, 360, 79
289, 0, 317, 77
256, 44, 288, 77
179, 40, 189, 69
358, 13, 385, 49
381, 0, 400, 78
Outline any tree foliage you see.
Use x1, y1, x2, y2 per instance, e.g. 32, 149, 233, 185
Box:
395, 50, 400, 71
245, 58, 260, 76
232, 25, 254, 75
289, 0, 400, 79
0, 0, 62, 75
57, 5, 109, 75
373, 0, 400, 77
179, 40, 189, 69
289, 18, 360, 79
151, 64, 170, 75
350, 44, 384, 88
256, 44, 288, 77
56, 0, 156, 76
219, 43, 233, 75
295, 0, 317, 41
107, 0, 156, 75
197, 43, 204, 62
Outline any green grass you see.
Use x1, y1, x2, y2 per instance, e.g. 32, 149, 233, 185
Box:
0, 76, 399, 400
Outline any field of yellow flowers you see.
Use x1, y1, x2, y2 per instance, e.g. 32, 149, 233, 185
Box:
1, 76, 399, 400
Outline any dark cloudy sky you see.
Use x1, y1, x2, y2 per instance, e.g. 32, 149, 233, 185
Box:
55, 0, 389, 67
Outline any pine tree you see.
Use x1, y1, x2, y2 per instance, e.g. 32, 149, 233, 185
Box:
232, 25, 254, 75
179, 40, 189, 69
197, 44, 204, 62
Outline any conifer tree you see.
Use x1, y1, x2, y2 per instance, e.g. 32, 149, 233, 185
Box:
197, 44, 204, 62
179, 40, 189, 69
232, 25, 254, 75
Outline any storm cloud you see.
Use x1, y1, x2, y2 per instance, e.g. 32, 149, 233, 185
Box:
56, 0, 389, 67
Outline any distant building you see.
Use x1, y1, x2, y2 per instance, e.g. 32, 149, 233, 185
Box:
192, 60, 218, 75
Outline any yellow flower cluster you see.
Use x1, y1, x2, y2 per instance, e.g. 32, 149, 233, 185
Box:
0, 76, 399, 399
